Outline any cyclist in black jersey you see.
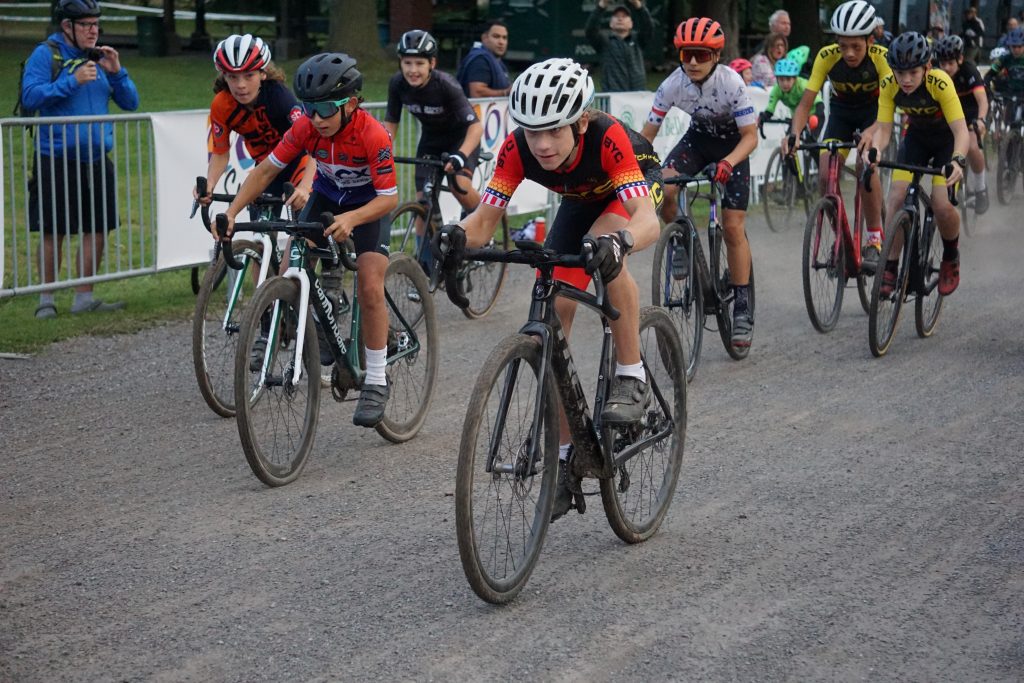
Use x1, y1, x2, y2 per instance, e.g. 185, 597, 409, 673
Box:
384, 30, 483, 216
935, 35, 990, 214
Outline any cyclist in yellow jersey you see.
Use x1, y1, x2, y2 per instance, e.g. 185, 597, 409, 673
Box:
863, 32, 968, 298
784, 0, 889, 273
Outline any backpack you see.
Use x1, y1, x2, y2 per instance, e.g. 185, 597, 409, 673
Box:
14, 39, 64, 117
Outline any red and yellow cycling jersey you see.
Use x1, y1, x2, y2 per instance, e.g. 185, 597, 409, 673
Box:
483, 113, 651, 208
207, 80, 302, 162
268, 108, 398, 207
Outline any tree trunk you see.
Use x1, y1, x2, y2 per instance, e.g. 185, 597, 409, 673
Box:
786, 0, 824, 56
328, 0, 387, 65
162, 0, 181, 55
690, 0, 741, 60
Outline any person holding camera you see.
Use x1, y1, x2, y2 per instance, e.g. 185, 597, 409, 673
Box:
20, 0, 139, 318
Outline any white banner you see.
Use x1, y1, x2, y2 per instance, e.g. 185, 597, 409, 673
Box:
0, 127, 5, 290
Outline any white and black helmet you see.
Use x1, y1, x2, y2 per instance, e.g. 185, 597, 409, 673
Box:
830, 0, 877, 37
214, 34, 271, 73
397, 29, 437, 58
509, 58, 595, 131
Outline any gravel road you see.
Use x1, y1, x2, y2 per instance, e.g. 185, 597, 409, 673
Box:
2, 201, 1021, 682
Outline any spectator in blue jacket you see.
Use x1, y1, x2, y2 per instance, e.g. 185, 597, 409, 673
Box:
456, 19, 511, 98
21, 0, 139, 318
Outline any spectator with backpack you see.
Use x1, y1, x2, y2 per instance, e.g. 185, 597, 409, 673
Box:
18, 0, 139, 318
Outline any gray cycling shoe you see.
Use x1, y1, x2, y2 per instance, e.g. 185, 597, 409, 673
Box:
601, 376, 650, 425
732, 311, 753, 348
353, 383, 389, 427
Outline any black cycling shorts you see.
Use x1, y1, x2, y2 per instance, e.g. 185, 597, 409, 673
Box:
663, 130, 750, 211
415, 138, 481, 193
822, 100, 878, 143
895, 125, 954, 186
299, 191, 390, 258
29, 155, 118, 235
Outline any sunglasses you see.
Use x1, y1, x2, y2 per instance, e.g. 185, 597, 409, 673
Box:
679, 48, 716, 64
300, 97, 351, 119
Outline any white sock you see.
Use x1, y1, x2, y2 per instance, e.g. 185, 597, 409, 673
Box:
39, 292, 55, 307
73, 291, 93, 308
966, 168, 977, 193
364, 346, 387, 386
616, 360, 646, 383
868, 229, 883, 246
977, 167, 987, 191
558, 443, 572, 461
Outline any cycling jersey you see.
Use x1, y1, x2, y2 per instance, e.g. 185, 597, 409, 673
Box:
765, 77, 822, 115
989, 54, 1024, 94
385, 70, 478, 146
647, 65, 757, 138
878, 69, 964, 129
806, 43, 892, 105
269, 108, 398, 207
948, 61, 985, 121
484, 112, 654, 207
208, 80, 302, 162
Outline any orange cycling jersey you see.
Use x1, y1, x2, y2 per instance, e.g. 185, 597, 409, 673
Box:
207, 80, 303, 162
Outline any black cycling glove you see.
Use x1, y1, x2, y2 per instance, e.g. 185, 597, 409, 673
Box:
583, 232, 629, 283
431, 224, 467, 269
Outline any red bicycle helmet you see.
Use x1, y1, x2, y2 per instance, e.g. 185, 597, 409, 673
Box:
214, 34, 271, 73
674, 17, 725, 50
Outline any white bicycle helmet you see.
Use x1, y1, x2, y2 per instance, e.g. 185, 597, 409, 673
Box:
830, 0, 877, 37
214, 34, 271, 73
509, 58, 595, 131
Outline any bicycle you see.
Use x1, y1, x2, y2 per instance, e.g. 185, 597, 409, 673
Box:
390, 152, 509, 318
191, 176, 299, 418
651, 165, 756, 383
214, 212, 438, 486
797, 136, 876, 333
994, 94, 1024, 205
759, 117, 817, 233
438, 239, 685, 604
957, 120, 986, 237
865, 152, 957, 357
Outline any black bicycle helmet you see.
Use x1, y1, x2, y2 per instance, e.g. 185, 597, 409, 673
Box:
59, 0, 101, 19
933, 35, 964, 62
887, 31, 932, 70
293, 52, 362, 101
397, 30, 438, 58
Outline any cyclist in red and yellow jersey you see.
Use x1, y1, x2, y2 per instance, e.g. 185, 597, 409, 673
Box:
194, 35, 315, 214
864, 32, 968, 298
785, 0, 890, 273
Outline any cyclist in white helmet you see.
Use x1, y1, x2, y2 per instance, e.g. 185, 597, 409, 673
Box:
785, 0, 891, 273
432, 58, 662, 520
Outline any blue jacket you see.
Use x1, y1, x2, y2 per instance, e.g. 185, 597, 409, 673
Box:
21, 32, 140, 160
456, 44, 510, 96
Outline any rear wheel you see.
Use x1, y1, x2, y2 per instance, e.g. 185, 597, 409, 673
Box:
997, 135, 1020, 205
802, 197, 845, 333
375, 254, 438, 443
455, 334, 559, 604
712, 227, 754, 360
600, 307, 687, 543
651, 220, 704, 382
868, 210, 912, 358
389, 201, 428, 263
235, 276, 320, 486
192, 240, 262, 417
914, 217, 945, 338
958, 177, 973, 237
461, 215, 510, 319
762, 148, 803, 233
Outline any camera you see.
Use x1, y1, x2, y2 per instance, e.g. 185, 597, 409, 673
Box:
85, 47, 104, 62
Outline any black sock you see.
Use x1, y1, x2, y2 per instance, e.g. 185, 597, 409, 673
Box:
885, 259, 899, 275
942, 237, 959, 261
734, 284, 750, 314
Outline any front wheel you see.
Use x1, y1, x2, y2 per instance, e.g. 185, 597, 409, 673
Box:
651, 220, 704, 382
455, 334, 559, 604
958, 178, 973, 238
234, 276, 321, 486
802, 198, 845, 333
997, 136, 1020, 205
914, 217, 945, 338
460, 214, 510, 319
762, 148, 803, 233
192, 240, 262, 417
375, 254, 439, 443
868, 210, 912, 357
712, 228, 755, 361
600, 307, 687, 543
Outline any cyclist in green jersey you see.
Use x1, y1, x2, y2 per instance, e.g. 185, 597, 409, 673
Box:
758, 58, 823, 130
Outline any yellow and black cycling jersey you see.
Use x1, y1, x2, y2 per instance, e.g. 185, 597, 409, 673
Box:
877, 68, 965, 129
806, 43, 892, 106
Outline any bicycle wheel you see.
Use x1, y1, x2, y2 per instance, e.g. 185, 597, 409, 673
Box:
651, 220, 704, 382
997, 136, 1019, 205
802, 197, 845, 333
388, 201, 427, 261
192, 239, 261, 418
461, 214, 510, 319
455, 333, 559, 604
375, 254, 438, 443
914, 217, 945, 338
762, 148, 799, 233
868, 210, 912, 358
234, 276, 321, 486
600, 307, 687, 543
958, 179, 972, 238
713, 231, 755, 360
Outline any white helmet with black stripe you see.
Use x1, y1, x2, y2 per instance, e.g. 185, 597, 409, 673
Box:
830, 0, 877, 37
509, 58, 595, 131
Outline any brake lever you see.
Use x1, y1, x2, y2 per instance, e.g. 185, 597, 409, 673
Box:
191, 176, 207, 219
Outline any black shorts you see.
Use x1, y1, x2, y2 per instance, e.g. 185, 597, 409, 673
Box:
663, 130, 750, 211
28, 155, 118, 235
415, 138, 481, 193
895, 125, 954, 185
823, 100, 878, 143
299, 191, 391, 258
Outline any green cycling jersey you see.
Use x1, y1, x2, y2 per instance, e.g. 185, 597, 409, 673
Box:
765, 77, 822, 116
989, 54, 1024, 94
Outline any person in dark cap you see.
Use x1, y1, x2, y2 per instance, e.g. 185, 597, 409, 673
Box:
584, 0, 653, 92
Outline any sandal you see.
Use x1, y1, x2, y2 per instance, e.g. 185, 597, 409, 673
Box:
71, 299, 125, 314
34, 303, 57, 319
